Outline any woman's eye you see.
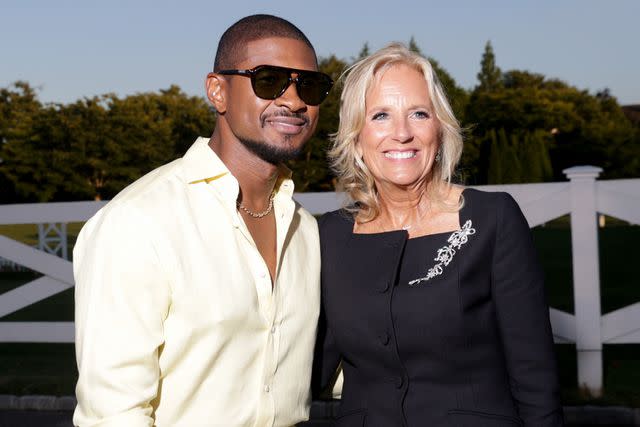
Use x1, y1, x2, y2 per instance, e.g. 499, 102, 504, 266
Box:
372, 112, 387, 120
413, 111, 430, 119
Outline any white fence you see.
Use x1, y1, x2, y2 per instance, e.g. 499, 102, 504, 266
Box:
0, 166, 638, 395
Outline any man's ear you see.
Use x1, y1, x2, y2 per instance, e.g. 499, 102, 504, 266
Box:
205, 73, 227, 113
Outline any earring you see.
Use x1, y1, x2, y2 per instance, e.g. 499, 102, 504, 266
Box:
435, 148, 442, 163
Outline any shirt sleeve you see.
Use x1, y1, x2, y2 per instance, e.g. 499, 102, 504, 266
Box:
73, 203, 171, 427
491, 193, 564, 426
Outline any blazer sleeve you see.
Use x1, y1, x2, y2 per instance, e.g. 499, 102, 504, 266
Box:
311, 304, 342, 399
311, 213, 343, 399
491, 193, 564, 426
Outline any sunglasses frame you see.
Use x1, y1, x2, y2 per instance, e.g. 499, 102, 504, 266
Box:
216, 65, 333, 106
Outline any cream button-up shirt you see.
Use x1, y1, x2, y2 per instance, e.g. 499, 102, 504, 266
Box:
73, 137, 321, 427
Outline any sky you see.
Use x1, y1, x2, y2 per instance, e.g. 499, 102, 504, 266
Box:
2, 0, 639, 105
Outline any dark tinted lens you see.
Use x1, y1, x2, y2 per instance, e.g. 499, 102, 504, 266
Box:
252, 67, 290, 99
296, 72, 333, 105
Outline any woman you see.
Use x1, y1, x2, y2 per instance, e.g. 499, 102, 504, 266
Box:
313, 43, 563, 426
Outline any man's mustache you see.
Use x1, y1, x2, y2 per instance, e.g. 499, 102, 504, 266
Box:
261, 110, 310, 127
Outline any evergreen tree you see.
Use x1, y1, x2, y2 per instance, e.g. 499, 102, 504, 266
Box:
517, 131, 553, 183
520, 133, 543, 183
408, 36, 421, 54
505, 132, 523, 183
536, 131, 553, 180
428, 56, 469, 122
466, 66, 639, 180
476, 41, 502, 92
487, 130, 502, 184
357, 42, 370, 59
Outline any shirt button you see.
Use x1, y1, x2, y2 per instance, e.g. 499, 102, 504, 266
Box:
264, 385, 270, 393
271, 326, 276, 334
260, 271, 267, 278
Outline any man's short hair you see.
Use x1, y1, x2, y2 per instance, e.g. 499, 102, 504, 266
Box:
213, 14, 316, 72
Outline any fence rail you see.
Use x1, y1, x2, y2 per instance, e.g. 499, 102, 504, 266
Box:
0, 165, 638, 395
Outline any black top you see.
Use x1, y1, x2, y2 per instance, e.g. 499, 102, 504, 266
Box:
313, 188, 563, 427
394, 233, 456, 382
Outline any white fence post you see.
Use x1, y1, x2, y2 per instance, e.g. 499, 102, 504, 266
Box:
37, 222, 69, 260
563, 166, 603, 396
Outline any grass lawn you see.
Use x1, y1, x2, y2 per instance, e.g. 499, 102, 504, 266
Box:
0, 219, 638, 405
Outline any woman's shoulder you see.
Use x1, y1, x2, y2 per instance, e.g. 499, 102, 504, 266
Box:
462, 188, 528, 233
317, 208, 354, 233
463, 187, 519, 210
460, 187, 527, 230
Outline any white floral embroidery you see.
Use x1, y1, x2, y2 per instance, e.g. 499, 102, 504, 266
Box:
408, 220, 476, 286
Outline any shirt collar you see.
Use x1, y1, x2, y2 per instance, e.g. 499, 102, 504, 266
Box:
273, 163, 294, 199
183, 137, 296, 200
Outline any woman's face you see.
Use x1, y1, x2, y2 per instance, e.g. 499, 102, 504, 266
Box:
357, 64, 441, 192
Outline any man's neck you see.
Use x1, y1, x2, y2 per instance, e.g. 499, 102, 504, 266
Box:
208, 129, 280, 210
209, 127, 281, 283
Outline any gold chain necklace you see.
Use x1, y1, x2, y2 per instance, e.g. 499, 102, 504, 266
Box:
236, 192, 275, 218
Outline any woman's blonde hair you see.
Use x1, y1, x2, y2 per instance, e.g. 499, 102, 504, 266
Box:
329, 42, 463, 222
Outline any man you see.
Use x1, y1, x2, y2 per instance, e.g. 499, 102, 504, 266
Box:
73, 14, 333, 427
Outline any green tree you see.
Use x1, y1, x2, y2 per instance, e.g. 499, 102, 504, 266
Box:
156, 85, 215, 157
535, 130, 553, 180
502, 131, 522, 184
357, 42, 370, 59
466, 65, 638, 180
486, 130, 502, 184
428, 56, 469, 123
457, 132, 481, 184
93, 87, 214, 199
408, 36, 421, 54
0, 82, 64, 202
0, 83, 215, 202
52, 97, 111, 200
476, 41, 502, 92
520, 132, 542, 183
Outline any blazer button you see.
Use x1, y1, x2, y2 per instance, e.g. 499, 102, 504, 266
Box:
393, 376, 404, 389
378, 332, 390, 346
377, 280, 390, 293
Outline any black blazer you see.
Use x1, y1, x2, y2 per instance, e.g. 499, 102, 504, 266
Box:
313, 189, 563, 427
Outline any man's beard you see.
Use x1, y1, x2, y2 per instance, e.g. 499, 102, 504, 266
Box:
237, 136, 305, 165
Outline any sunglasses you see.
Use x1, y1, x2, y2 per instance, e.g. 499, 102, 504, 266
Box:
217, 65, 334, 106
